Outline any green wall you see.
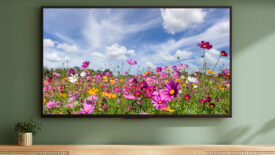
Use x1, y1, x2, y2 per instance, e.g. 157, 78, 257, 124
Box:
1, 0, 275, 144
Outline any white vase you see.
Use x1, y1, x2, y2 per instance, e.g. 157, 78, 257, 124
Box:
18, 132, 33, 146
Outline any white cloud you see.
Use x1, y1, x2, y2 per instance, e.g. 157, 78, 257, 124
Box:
106, 43, 135, 61
161, 9, 206, 34
175, 50, 192, 59
43, 39, 54, 48
57, 43, 79, 53
144, 61, 156, 68
90, 52, 106, 58
128, 50, 136, 56
152, 50, 192, 63
83, 10, 161, 49
146, 19, 230, 60
45, 52, 71, 62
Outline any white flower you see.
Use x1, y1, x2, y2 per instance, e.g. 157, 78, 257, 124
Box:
180, 75, 186, 79
187, 76, 197, 83
69, 74, 78, 83
80, 71, 86, 77
179, 90, 182, 93
193, 85, 198, 88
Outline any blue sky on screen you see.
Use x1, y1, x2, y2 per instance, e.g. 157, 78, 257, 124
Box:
43, 8, 230, 73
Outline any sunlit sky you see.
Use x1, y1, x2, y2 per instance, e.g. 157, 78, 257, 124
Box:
43, 8, 230, 73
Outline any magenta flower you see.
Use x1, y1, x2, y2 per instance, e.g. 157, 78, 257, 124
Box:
81, 61, 90, 69
127, 59, 137, 65
134, 90, 142, 97
159, 80, 180, 101
198, 41, 212, 50
114, 88, 120, 94
80, 103, 95, 114
68, 69, 76, 75
184, 94, 191, 101
155, 67, 162, 72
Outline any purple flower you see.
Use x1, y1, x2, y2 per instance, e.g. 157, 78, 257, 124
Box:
80, 103, 95, 114
159, 80, 180, 101
81, 61, 90, 69
155, 67, 162, 72
127, 59, 137, 65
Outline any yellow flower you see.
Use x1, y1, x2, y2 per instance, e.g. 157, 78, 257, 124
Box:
87, 87, 99, 95
101, 92, 108, 97
98, 108, 102, 112
43, 98, 46, 104
175, 78, 180, 82
60, 92, 66, 97
153, 72, 159, 76
215, 74, 218, 77
166, 69, 171, 72
108, 93, 117, 99
208, 70, 215, 74
164, 80, 169, 84
116, 105, 120, 108
144, 71, 149, 76
181, 83, 186, 87
103, 76, 108, 80
163, 106, 175, 112
110, 80, 116, 84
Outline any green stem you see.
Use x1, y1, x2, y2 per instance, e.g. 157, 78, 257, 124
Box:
213, 56, 221, 71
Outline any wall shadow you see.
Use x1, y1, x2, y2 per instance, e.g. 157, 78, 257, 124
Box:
243, 117, 275, 143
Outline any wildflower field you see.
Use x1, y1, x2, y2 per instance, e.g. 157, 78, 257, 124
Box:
43, 41, 231, 116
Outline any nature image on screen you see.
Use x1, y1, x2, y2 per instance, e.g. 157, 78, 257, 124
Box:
42, 8, 231, 116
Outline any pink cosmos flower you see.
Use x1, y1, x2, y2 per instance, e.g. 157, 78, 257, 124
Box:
123, 94, 136, 100
81, 61, 90, 69
127, 59, 137, 65
182, 64, 188, 69
159, 80, 180, 101
152, 92, 168, 110
80, 103, 95, 114
87, 95, 98, 101
46, 101, 58, 109
160, 72, 168, 79
105, 72, 111, 77
53, 72, 60, 78
155, 67, 162, 72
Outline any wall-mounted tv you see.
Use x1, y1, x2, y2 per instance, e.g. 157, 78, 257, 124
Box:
42, 7, 232, 118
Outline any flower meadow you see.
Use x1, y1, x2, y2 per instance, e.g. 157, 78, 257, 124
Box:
43, 41, 231, 116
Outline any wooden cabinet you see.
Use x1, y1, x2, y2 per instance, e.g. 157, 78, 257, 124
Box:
0, 145, 275, 155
